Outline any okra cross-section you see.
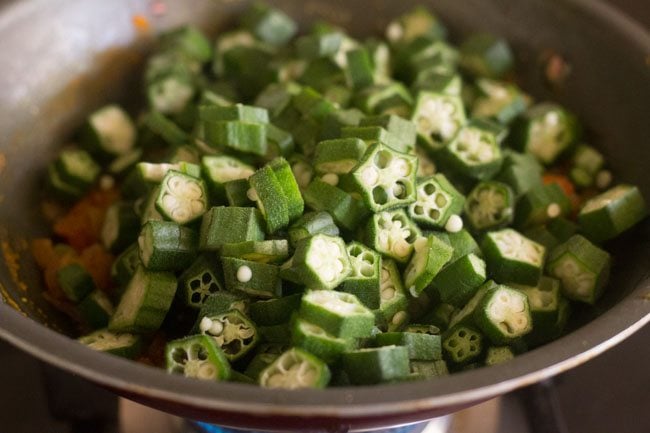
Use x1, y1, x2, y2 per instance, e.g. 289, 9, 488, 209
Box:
166, 335, 231, 381
464, 180, 515, 232
439, 124, 503, 180
198, 309, 259, 361
546, 235, 611, 304
374, 259, 409, 329
138, 220, 198, 272
299, 289, 375, 339
365, 209, 422, 263
442, 325, 484, 365
178, 254, 224, 309
78, 329, 142, 359
411, 91, 466, 152
510, 103, 578, 165
408, 174, 465, 229
340, 242, 382, 309
350, 143, 418, 212
81, 105, 136, 160
259, 348, 330, 389
482, 228, 546, 286
280, 234, 351, 290
156, 170, 208, 225
473, 284, 532, 344
577, 184, 647, 243
291, 316, 356, 363
403, 235, 453, 296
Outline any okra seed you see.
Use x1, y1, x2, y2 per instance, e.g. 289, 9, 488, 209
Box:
361, 166, 380, 186
392, 311, 408, 325
546, 203, 561, 218
199, 317, 214, 333
236, 265, 253, 283
445, 214, 463, 233
209, 321, 224, 335
246, 188, 258, 201
321, 173, 339, 186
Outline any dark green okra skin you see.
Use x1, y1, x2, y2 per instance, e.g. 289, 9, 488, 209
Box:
138, 220, 198, 272
199, 206, 265, 251
374, 332, 442, 361
341, 346, 411, 385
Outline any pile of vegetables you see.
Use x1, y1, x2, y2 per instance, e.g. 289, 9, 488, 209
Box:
34, 3, 646, 389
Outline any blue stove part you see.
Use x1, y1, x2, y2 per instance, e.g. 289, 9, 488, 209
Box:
191, 421, 427, 433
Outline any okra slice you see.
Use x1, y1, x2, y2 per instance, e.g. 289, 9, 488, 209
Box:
108, 265, 177, 333
199, 206, 265, 251
178, 254, 224, 309
136, 161, 201, 185
350, 143, 418, 212
410, 359, 449, 379
111, 243, 141, 290
159, 25, 212, 62
442, 325, 484, 365
142, 110, 189, 147
365, 209, 422, 263
495, 150, 543, 197
459, 33, 513, 79
385, 6, 447, 45
471, 78, 528, 124
511, 276, 567, 345
345, 47, 376, 90
101, 202, 141, 253
197, 309, 259, 361
313, 138, 368, 175
46, 163, 85, 201
299, 289, 374, 338
448, 280, 497, 329
54, 148, 101, 190
411, 91, 466, 152
509, 103, 579, 164
199, 103, 269, 124
78, 290, 114, 329
57, 263, 96, 302
403, 235, 453, 296
166, 335, 231, 381
464, 180, 515, 232
248, 165, 290, 233
433, 253, 487, 307
259, 348, 330, 389
201, 155, 255, 205
482, 229, 546, 286
408, 174, 465, 229
375, 332, 442, 361
242, 2, 297, 46
546, 235, 611, 304
203, 120, 268, 156
138, 221, 198, 272
265, 124, 295, 159
221, 239, 289, 264
81, 105, 136, 160
474, 284, 532, 344
292, 316, 356, 363
484, 346, 515, 366
222, 257, 281, 299
340, 242, 382, 309
578, 184, 647, 243
156, 170, 208, 225
439, 125, 503, 180
360, 114, 417, 153
296, 32, 343, 59
514, 183, 572, 229
281, 234, 351, 290
192, 292, 250, 334
375, 259, 409, 328
249, 294, 302, 326
341, 346, 410, 385
78, 329, 142, 359
288, 211, 340, 248
268, 157, 304, 222
569, 144, 604, 188
303, 178, 370, 231
244, 351, 280, 380
340, 126, 407, 155
224, 179, 255, 207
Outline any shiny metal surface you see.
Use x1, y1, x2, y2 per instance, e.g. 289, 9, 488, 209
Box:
0, 0, 648, 430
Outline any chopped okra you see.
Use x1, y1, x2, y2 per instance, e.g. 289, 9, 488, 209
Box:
35, 2, 648, 389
